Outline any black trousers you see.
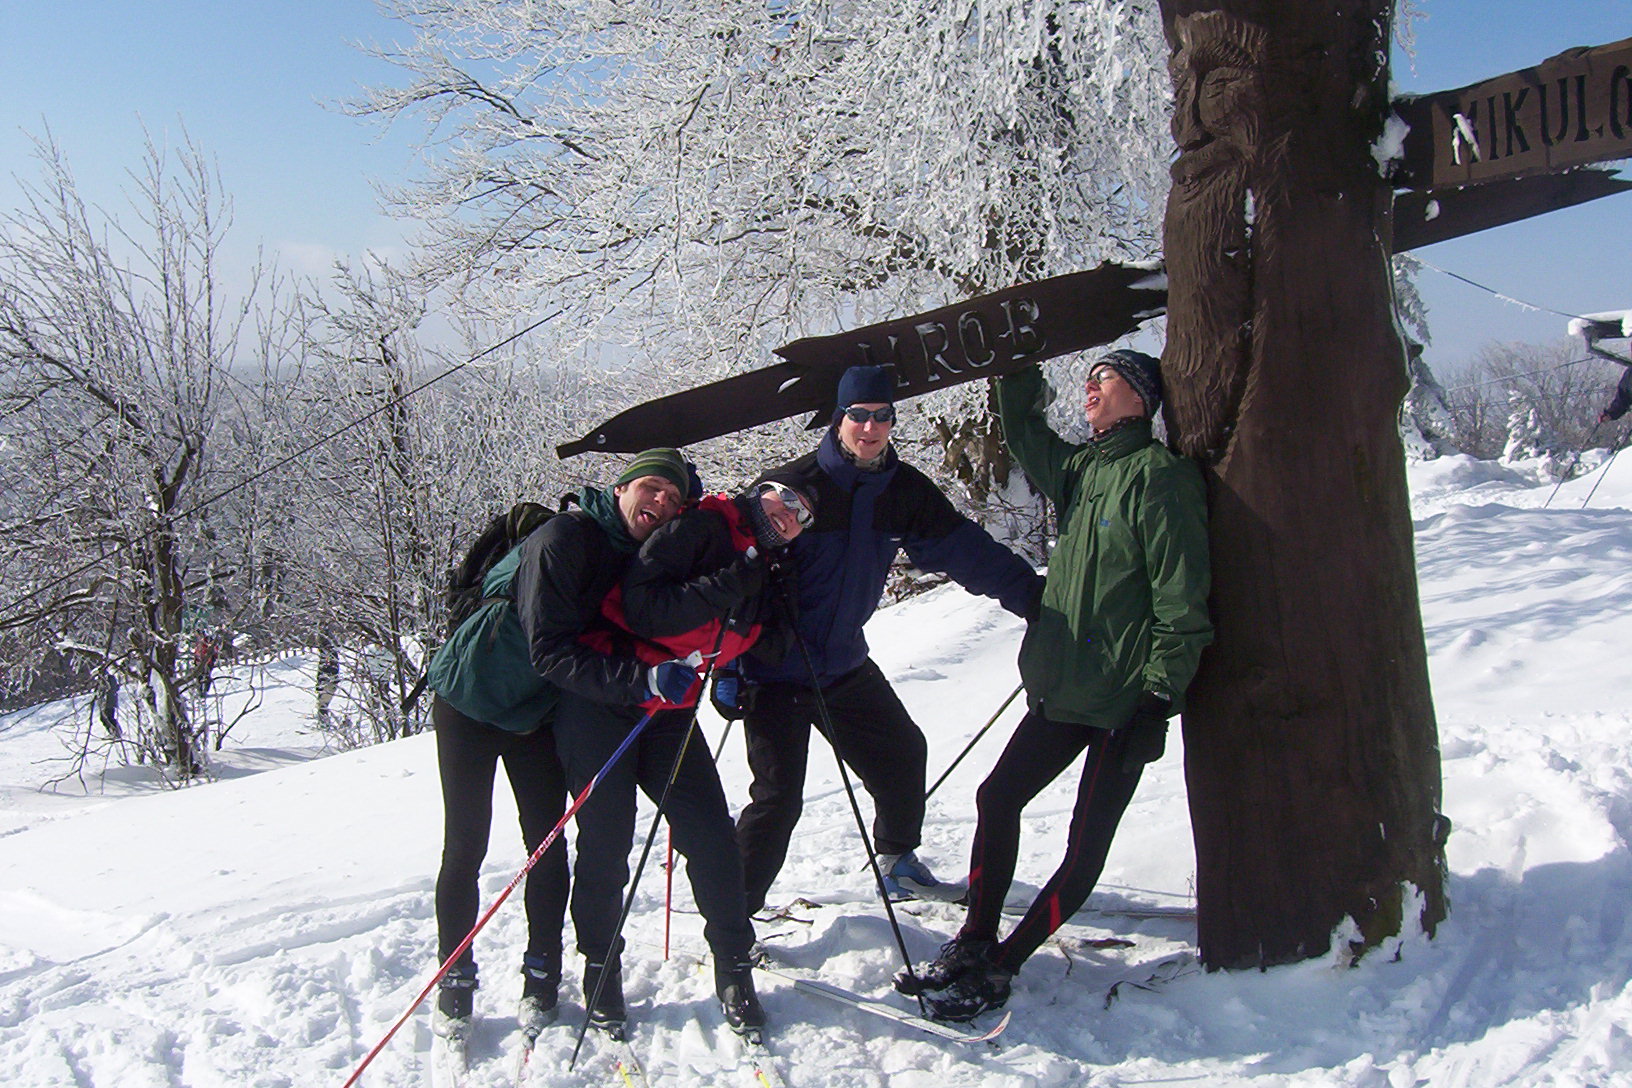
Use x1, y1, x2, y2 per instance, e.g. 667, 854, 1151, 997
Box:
960, 710, 1144, 974
736, 658, 927, 914
552, 692, 755, 966
433, 696, 569, 978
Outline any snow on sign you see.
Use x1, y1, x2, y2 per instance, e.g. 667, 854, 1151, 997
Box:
1394, 36, 1632, 189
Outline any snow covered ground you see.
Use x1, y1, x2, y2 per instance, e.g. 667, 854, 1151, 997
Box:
5, 450, 1632, 1086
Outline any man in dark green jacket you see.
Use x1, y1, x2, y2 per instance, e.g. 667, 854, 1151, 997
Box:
901, 350, 1212, 1021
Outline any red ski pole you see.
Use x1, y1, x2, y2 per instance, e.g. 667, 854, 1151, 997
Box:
664, 826, 674, 960
341, 708, 658, 1088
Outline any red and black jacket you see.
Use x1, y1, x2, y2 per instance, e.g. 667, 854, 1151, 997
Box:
578, 493, 785, 710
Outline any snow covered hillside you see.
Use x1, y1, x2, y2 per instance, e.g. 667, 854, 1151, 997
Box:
5, 451, 1632, 1087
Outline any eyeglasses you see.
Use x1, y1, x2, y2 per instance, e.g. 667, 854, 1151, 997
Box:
763, 483, 815, 528
1086, 367, 1122, 387
840, 404, 896, 425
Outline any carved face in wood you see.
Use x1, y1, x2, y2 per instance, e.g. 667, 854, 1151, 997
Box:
1169, 12, 1271, 190
1162, 10, 1267, 460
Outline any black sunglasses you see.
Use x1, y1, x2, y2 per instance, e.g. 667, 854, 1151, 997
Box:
840, 405, 896, 424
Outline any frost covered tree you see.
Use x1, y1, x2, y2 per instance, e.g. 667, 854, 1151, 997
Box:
0, 135, 278, 782
1501, 388, 1553, 465
282, 261, 582, 744
1443, 341, 1607, 462
1391, 252, 1461, 460
1400, 344, 1459, 460
356, 0, 1175, 503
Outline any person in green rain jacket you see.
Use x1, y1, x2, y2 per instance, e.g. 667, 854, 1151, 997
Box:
901, 350, 1212, 1022
1004, 357, 1212, 726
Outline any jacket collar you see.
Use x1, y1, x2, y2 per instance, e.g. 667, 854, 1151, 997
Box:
1087, 416, 1154, 462
574, 486, 641, 555
817, 426, 898, 487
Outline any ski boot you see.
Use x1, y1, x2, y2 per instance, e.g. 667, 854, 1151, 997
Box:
894, 936, 996, 996
714, 957, 767, 1038
877, 850, 964, 902
584, 956, 628, 1039
432, 966, 476, 1041
518, 952, 560, 1037
924, 962, 1013, 1023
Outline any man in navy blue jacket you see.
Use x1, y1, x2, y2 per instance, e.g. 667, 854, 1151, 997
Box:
735, 365, 1042, 913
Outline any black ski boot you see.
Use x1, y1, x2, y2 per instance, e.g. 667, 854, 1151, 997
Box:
518, 952, 560, 1036
433, 965, 477, 1041
894, 936, 996, 996
715, 958, 767, 1037
924, 962, 1013, 1022
584, 957, 627, 1038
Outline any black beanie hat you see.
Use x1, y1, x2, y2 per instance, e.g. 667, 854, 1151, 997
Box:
835, 365, 895, 409
1099, 349, 1163, 415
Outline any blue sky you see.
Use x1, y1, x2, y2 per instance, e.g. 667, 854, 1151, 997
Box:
1, 1, 1626, 376
0, 1, 417, 278
1394, 1, 1631, 375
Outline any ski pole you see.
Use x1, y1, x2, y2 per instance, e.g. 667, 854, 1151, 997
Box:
711, 718, 734, 762
341, 707, 659, 1088
664, 826, 674, 961
1580, 426, 1630, 509
1544, 419, 1604, 509
789, 628, 929, 1014
924, 682, 1023, 803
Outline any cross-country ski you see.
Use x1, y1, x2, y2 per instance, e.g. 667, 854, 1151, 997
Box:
758, 966, 1010, 1045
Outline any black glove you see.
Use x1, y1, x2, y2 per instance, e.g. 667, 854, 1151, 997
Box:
718, 549, 768, 601
710, 665, 747, 721
1118, 691, 1174, 773
1024, 579, 1044, 624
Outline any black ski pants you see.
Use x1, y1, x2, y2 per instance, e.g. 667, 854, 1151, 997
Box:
959, 710, 1144, 974
433, 696, 569, 979
552, 692, 755, 967
735, 658, 927, 914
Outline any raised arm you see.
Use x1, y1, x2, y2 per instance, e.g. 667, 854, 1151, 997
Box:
993, 366, 1084, 507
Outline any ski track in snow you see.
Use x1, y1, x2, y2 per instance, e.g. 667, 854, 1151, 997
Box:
5, 453, 1632, 1084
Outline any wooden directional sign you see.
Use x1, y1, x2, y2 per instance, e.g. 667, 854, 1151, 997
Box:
557, 162, 1631, 459
1395, 36, 1632, 189
1393, 167, 1632, 250
557, 262, 1167, 457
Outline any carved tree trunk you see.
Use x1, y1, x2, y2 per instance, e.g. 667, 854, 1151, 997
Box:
1157, 0, 1447, 968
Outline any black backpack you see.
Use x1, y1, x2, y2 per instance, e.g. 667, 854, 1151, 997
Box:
441, 500, 563, 636
402, 498, 568, 713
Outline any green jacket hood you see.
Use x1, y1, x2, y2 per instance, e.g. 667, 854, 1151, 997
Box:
574, 485, 640, 555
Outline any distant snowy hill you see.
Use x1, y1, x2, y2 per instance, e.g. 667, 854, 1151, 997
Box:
4, 450, 1632, 1086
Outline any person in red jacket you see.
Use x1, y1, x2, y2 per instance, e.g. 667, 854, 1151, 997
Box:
539, 471, 814, 1037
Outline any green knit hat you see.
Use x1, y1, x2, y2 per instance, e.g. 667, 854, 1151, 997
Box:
614, 447, 691, 493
